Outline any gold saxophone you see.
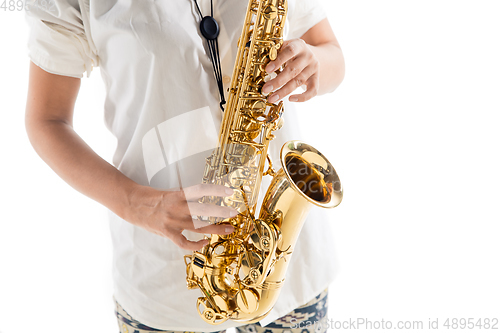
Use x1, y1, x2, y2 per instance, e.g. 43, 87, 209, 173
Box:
184, 0, 342, 325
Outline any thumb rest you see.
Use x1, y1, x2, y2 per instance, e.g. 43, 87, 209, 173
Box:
184, 0, 343, 325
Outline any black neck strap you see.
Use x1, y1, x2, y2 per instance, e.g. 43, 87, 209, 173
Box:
193, 0, 226, 112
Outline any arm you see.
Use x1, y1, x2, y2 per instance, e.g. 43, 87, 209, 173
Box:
262, 18, 345, 102
25, 62, 235, 250
25, 63, 136, 219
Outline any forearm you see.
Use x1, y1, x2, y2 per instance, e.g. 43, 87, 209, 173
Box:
309, 42, 345, 95
25, 118, 139, 220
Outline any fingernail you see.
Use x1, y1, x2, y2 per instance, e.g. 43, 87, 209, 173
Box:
225, 188, 234, 195
229, 209, 239, 217
289, 96, 298, 102
262, 84, 273, 94
268, 94, 279, 103
266, 63, 275, 73
225, 226, 234, 233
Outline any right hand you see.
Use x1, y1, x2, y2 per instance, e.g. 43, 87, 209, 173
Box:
124, 184, 238, 250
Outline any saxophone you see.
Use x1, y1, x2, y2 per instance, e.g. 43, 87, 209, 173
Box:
184, 0, 342, 325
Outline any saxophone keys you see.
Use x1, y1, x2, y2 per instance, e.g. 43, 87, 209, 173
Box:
269, 46, 278, 61
276, 116, 284, 130
248, 268, 261, 283
213, 295, 229, 312
260, 236, 271, 250
197, 297, 229, 325
263, 4, 278, 20
236, 288, 259, 314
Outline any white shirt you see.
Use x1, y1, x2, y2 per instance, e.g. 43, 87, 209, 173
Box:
25, 0, 337, 330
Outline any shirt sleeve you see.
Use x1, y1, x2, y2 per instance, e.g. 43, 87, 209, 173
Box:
287, 0, 328, 40
24, 0, 99, 78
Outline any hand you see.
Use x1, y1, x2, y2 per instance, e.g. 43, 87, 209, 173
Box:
262, 38, 320, 103
124, 184, 238, 250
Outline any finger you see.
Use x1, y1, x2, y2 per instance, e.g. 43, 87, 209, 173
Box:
268, 64, 317, 103
183, 184, 234, 201
289, 74, 320, 103
167, 214, 201, 231
191, 223, 235, 235
262, 55, 309, 95
189, 217, 234, 233
191, 219, 212, 229
170, 232, 210, 251
187, 202, 238, 219
163, 216, 215, 234
265, 39, 305, 74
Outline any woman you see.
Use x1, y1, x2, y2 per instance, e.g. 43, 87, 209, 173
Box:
25, 0, 344, 332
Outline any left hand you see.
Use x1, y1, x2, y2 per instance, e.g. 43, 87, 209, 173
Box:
262, 38, 320, 103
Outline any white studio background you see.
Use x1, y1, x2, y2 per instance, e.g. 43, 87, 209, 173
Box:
1, 1, 499, 333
